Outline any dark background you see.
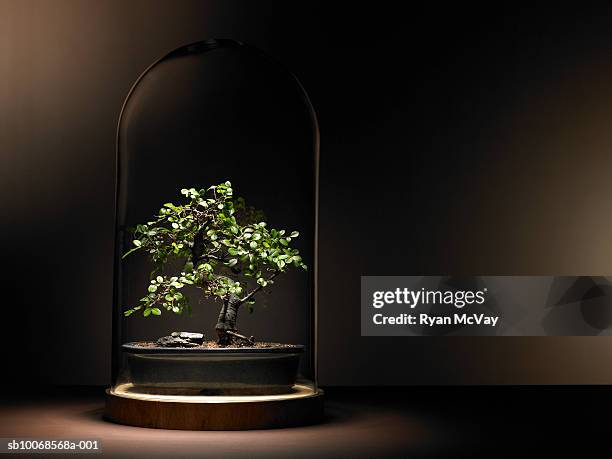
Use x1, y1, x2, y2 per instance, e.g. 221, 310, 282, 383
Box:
2, 1, 612, 386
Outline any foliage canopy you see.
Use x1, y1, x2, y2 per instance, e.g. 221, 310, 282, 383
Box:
122, 181, 307, 320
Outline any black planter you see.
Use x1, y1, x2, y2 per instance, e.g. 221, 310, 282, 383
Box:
122, 343, 303, 395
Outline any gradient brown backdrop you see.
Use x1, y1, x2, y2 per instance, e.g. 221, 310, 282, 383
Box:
1, 1, 612, 386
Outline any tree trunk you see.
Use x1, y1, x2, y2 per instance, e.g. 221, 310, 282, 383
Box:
215, 294, 241, 345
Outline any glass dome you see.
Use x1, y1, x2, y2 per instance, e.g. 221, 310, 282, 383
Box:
111, 39, 319, 397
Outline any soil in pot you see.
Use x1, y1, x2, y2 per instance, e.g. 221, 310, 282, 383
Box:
133, 340, 300, 350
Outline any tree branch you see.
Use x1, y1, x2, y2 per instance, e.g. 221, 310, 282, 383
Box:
238, 270, 281, 305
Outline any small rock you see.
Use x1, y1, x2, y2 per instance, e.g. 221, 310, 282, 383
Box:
156, 331, 205, 348
178, 332, 204, 343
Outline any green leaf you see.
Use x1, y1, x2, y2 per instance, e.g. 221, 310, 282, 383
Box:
143, 308, 152, 317
156, 276, 164, 283
290, 231, 299, 238
151, 308, 162, 316
148, 285, 158, 293
279, 238, 289, 246
228, 258, 238, 267
122, 247, 139, 259
133, 240, 142, 247
250, 241, 258, 249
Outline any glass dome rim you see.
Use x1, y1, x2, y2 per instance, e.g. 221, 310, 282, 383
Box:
115, 37, 319, 136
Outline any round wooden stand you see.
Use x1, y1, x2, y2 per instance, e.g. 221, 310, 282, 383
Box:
104, 383, 324, 430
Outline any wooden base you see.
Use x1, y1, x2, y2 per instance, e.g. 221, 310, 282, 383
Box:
104, 383, 324, 430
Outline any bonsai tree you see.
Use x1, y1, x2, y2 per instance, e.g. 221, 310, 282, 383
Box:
122, 181, 307, 346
